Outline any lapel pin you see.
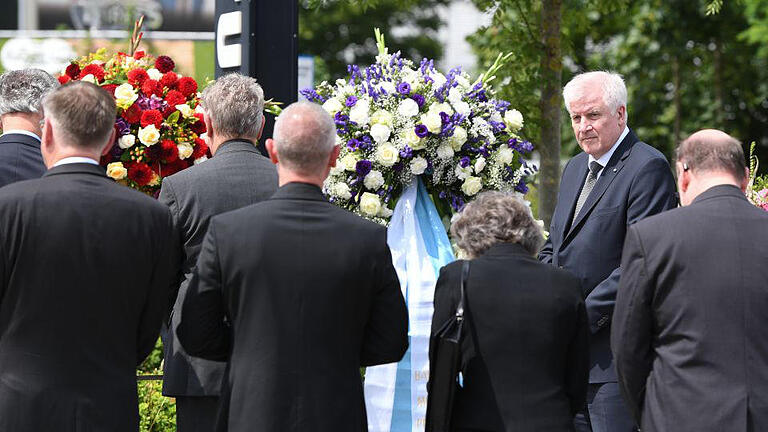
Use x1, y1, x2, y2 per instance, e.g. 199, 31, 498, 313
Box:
613, 168, 617, 172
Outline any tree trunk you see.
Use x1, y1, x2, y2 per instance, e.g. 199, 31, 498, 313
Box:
673, 56, 682, 153
538, 0, 562, 228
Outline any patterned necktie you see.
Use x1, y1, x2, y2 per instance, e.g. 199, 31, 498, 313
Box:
573, 161, 603, 222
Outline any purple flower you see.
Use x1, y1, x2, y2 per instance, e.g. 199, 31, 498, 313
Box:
347, 138, 360, 150
400, 146, 413, 159
414, 124, 429, 138
439, 112, 450, 124
115, 117, 130, 136
460, 156, 471, 168
356, 160, 373, 177
411, 94, 425, 108
397, 82, 411, 95
515, 179, 529, 194
520, 140, 534, 153
345, 96, 358, 107
300, 88, 326, 103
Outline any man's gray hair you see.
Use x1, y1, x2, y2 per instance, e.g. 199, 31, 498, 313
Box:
43, 81, 116, 150
201, 73, 264, 138
0, 69, 59, 116
563, 71, 627, 115
451, 191, 544, 259
273, 101, 336, 175
676, 129, 746, 181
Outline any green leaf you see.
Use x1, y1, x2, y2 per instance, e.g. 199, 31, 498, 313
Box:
166, 110, 180, 125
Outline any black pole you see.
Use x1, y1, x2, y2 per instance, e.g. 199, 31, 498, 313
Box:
214, 0, 298, 155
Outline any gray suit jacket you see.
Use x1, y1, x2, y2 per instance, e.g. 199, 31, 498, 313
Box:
160, 139, 278, 396
612, 185, 768, 431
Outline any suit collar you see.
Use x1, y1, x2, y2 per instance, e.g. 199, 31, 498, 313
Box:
480, 242, 535, 259
566, 129, 639, 238
43, 162, 107, 178
271, 182, 327, 202
691, 184, 748, 205
0, 132, 41, 147
214, 139, 261, 157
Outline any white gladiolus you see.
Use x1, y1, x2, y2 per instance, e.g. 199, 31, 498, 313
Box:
370, 124, 392, 143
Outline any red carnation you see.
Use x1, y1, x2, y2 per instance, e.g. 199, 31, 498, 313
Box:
159, 139, 179, 163
134, 50, 146, 60
190, 114, 206, 135
192, 138, 209, 160
78, 63, 106, 82
160, 72, 178, 89
101, 84, 117, 96
162, 106, 177, 119
127, 68, 149, 86
140, 109, 163, 128
141, 79, 162, 97
164, 90, 186, 107
122, 103, 142, 124
65, 63, 80, 79
177, 77, 198, 97
155, 55, 175, 73
58, 75, 71, 85
127, 162, 153, 186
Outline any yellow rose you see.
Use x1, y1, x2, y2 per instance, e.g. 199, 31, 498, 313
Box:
114, 83, 138, 110
106, 162, 127, 180
360, 192, 382, 217
138, 125, 160, 146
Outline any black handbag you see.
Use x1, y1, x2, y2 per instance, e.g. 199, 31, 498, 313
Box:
426, 260, 472, 432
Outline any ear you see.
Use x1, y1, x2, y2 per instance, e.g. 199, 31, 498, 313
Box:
740, 167, 750, 192
617, 105, 626, 124
266, 138, 279, 165
328, 144, 341, 167
203, 113, 214, 141
101, 128, 117, 156
256, 114, 266, 140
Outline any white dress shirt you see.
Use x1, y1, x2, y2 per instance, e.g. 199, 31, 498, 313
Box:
0, 129, 41, 141
53, 157, 100, 167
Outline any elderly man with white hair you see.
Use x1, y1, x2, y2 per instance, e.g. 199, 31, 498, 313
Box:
539, 71, 677, 432
0, 68, 58, 188
178, 101, 409, 432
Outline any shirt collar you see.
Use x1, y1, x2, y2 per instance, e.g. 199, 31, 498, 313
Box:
588, 125, 630, 170
0, 129, 41, 141
53, 157, 100, 167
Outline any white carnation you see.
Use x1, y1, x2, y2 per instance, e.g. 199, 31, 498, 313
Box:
364, 170, 385, 190
453, 101, 471, 116
429, 102, 453, 115
410, 156, 428, 175
370, 124, 392, 143
431, 72, 447, 88
349, 100, 370, 125
147, 68, 163, 80
497, 147, 515, 165
436, 144, 454, 160
118, 134, 136, 150
334, 182, 352, 200
397, 98, 420, 118
447, 87, 462, 104
370, 110, 394, 127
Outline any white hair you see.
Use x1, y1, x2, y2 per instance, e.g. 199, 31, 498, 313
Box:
0, 69, 59, 116
201, 73, 264, 138
563, 71, 627, 115
273, 101, 336, 174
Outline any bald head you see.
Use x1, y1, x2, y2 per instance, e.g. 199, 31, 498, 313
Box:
272, 101, 336, 176
676, 129, 746, 182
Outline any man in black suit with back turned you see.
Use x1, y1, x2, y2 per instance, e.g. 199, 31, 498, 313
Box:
539, 71, 678, 432
159, 73, 278, 432
0, 81, 181, 431
612, 129, 768, 432
178, 101, 409, 432
0, 68, 59, 188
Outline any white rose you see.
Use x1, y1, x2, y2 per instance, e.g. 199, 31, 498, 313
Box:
429, 102, 453, 115
431, 72, 447, 88
450, 126, 468, 150
378, 206, 394, 218
504, 109, 524, 132
147, 68, 163, 80
349, 100, 370, 125
455, 164, 473, 180
360, 192, 382, 216
397, 98, 420, 118
380, 81, 396, 94
455, 75, 470, 89
194, 155, 208, 164
340, 153, 359, 171
175, 104, 194, 118
138, 125, 160, 146
421, 111, 442, 134
177, 142, 194, 160
106, 162, 127, 180
497, 147, 515, 165
436, 144, 454, 160
322, 98, 343, 115
335, 78, 347, 88
370, 110, 394, 127
401, 68, 418, 86
400, 128, 424, 150
334, 182, 352, 200
375, 143, 399, 167
114, 83, 138, 109
364, 170, 385, 190
461, 176, 483, 196
410, 156, 428, 175
80, 74, 96, 84
370, 124, 392, 143
474, 157, 486, 173
453, 101, 471, 116
118, 134, 136, 149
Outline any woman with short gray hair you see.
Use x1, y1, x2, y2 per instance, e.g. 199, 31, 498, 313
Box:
429, 191, 590, 431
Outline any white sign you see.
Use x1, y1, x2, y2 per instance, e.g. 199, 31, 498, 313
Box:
216, 11, 242, 69
0, 38, 76, 74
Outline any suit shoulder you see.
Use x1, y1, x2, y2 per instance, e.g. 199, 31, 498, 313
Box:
630, 141, 669, 163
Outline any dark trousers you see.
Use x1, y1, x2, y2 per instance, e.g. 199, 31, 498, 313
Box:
176, 396, 219, 432
573, 382, 637, 432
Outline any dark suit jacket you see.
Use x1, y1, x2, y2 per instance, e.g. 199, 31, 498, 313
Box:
0, 163, 180, 432
177, 182, 409, 432
612, 185, 768, 432
539, 129, 677, 383
431, 244, 589, 431
0, 132, 46, 188
159, 139, 278, 397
